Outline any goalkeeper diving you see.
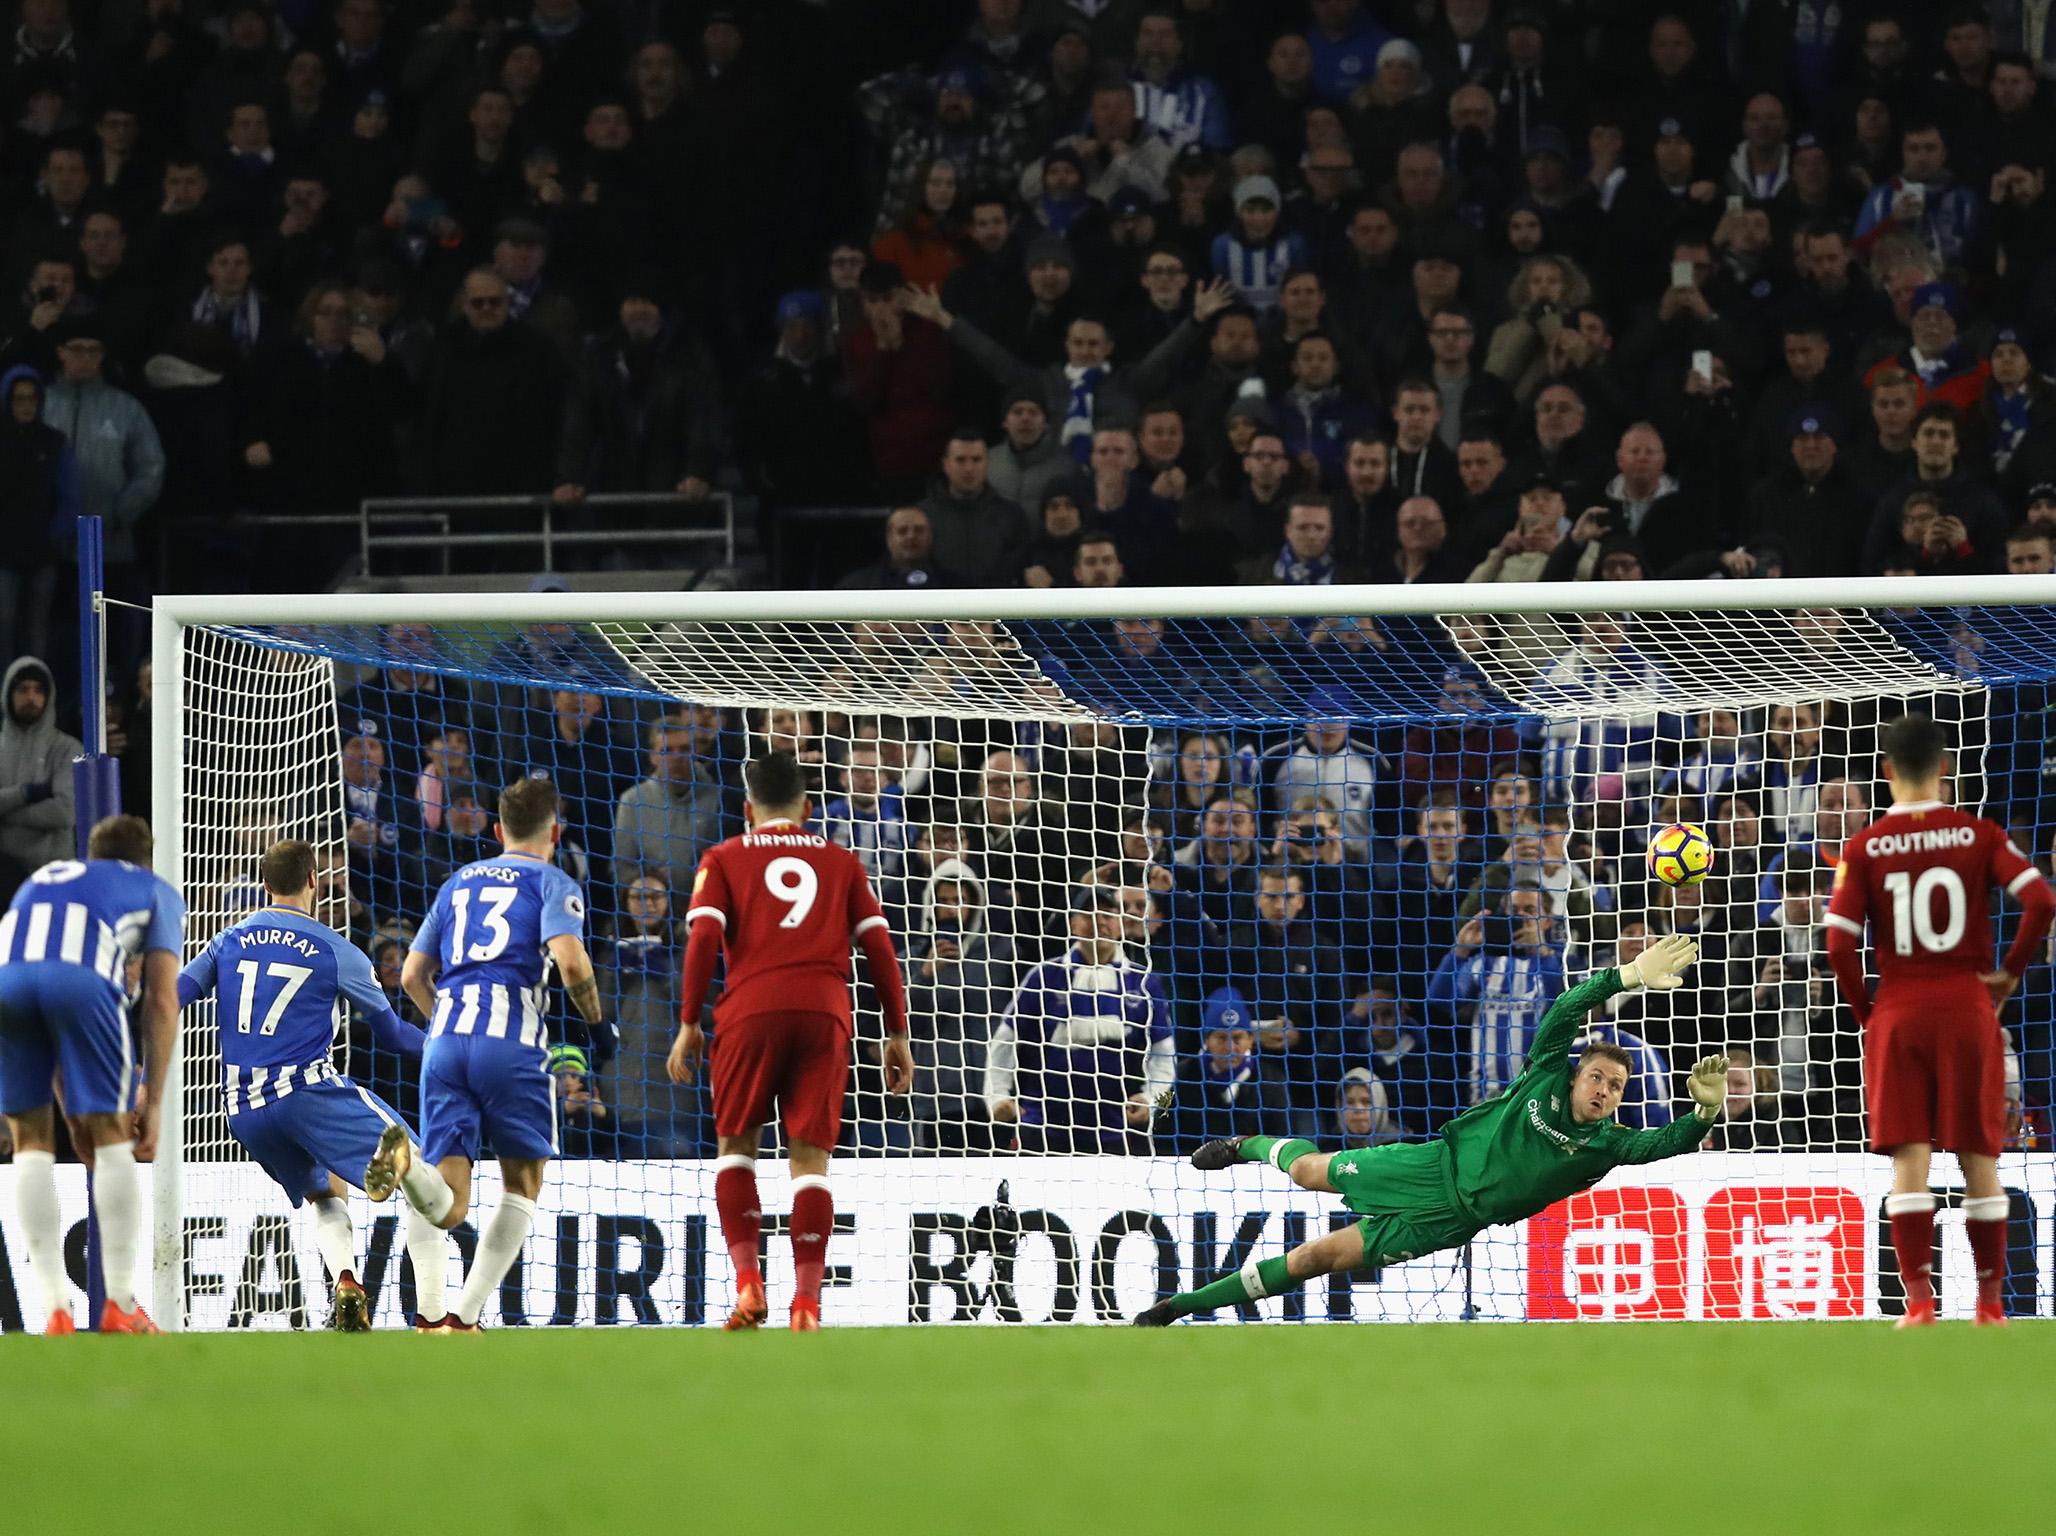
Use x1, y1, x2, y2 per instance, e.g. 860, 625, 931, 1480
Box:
1134, 935, 1727, 1324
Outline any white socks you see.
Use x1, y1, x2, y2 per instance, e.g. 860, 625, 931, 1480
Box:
308, 1196, 357, 1285
455, 1193, 535, 1326
400, 1151, 456, 1226
405, 1205, 450, 1321
13, 1151, 70, 1320
1963, 1196, 2009, 1223
94, 1140, 141, 1312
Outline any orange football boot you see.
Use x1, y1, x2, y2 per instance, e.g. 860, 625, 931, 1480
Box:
724, 1281, 768, 1331
99, 1299, 161, 1334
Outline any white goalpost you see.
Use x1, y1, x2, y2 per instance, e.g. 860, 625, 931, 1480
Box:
129, 577, 2056, 1330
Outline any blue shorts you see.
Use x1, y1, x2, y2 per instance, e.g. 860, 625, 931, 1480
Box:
421, 1032, 557, 1164
0, 962, 132, 1117
230, 1073, 410, 1207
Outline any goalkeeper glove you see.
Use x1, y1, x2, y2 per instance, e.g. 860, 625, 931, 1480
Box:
1688, 1054, 1731, 1122
1619, 932, 1697, 990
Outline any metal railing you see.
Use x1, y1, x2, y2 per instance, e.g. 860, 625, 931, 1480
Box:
357, 492, 735, 576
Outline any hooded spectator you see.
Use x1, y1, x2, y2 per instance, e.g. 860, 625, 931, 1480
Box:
907, 854, 1013, 1151
0, 655, 82, 891
1332, 1065, 1403, 1147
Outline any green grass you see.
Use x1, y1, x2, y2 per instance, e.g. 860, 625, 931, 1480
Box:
12, 1323, 2053, 1535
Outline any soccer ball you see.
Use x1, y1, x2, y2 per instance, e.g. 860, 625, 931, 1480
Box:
1647, 822, 1715, 887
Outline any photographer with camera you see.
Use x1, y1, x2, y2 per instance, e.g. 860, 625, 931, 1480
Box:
1427, 877, 1565, 1108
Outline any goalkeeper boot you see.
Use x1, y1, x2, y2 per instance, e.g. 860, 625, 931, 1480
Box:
1189, 1136, 1249, 1172
1131, 1300, 1179, 1327
99, 1299, 161, 1335
1974, 1298, 2009, 1328
413, 1314, 452, 1333
364, 1123, 410, 1204
330, 1274, 372, 1333
789, 1300, 820, 1333
724, 1281, 768, 1332
44, 1309, 75, 1336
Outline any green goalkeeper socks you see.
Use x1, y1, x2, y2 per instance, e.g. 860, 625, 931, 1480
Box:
1175, 1255, 1298, 1316
1238, 1135, 1318, 1174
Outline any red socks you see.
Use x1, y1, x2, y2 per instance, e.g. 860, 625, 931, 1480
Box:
716, 1160, 832, 1313
1886, 1196, 1936, 1311
714, 1159, 763, 1293
791, 1177, 833, 1311
1964, 1196, 2010, 1314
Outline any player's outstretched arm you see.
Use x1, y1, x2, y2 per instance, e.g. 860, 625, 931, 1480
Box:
1607, 1054, 1729, 1165
1525, 935, 1699, 1070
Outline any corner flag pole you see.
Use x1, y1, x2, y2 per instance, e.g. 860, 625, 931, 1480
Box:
74, 516, 121, 1329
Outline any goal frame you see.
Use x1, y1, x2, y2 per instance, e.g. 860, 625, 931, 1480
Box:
148, 574, 2056, 1327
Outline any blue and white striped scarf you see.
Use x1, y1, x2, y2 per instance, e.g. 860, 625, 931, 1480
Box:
1062, 363, 1105, 461
192, 287, 262, 354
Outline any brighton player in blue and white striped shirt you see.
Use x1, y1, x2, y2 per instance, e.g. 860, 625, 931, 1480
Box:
370, 776, 607, 1331
179, 837, 445, 1331
0, 814, 184, 1334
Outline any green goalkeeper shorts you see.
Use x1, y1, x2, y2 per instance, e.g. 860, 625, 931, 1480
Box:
1325, 1140, 1482, 1269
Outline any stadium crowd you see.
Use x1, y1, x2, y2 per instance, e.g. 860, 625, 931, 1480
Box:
3, 1, 2056, 1163
1, 2, 2056, 621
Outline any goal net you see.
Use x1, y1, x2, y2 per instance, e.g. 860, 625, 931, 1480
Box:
138, 582, 2056, 1328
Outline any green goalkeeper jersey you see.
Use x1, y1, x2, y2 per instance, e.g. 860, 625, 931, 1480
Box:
1437, 969, 1716, 1227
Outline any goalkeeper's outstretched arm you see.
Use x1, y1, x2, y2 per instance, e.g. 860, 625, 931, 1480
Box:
1524, 933, 1700, 1070
1606, 1053, 1730, 1164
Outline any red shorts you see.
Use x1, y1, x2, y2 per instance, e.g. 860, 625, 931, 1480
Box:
1865, 980, 2006, 1158
710, 1009, 850, 1149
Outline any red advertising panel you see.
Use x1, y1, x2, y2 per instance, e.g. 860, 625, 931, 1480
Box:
1527, 1187, 1688, 1320
1703, 1186, 1867, 1319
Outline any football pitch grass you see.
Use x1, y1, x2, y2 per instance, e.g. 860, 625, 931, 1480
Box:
12, 1321, 2052, 1535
